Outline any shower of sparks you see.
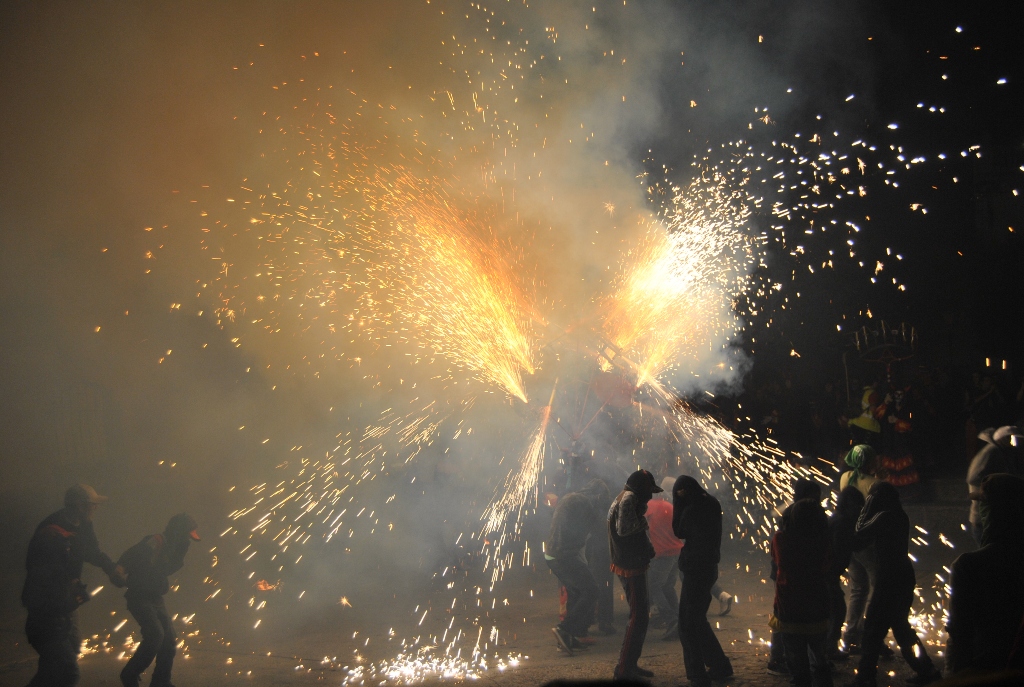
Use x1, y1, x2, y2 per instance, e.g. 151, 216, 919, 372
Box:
363, 170, 536, 402
601, 172, 755, 386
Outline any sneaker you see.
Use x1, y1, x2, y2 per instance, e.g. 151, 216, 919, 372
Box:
552, 627, 574, 656
905, 669, 942, 686
597, 623, 618, 636
661, 620, 679, 641
718, 592, 733, 616
766, 659, 790, 676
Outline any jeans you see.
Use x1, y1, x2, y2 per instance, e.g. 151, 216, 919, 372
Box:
781, 632, 833, 687
546, 556, 598, 637
615, 573, 650, 677
826, 577, 846, 652
122, 597, 177, 686
679, 565, 732, 683
648, 556, 679, 620
843, 550, 872, 648
855, 584, 935, 682
25, 612, 80, 686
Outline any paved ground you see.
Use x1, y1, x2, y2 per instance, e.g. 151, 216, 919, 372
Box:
0, 482, 971, 686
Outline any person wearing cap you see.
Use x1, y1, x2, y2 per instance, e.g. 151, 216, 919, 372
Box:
966, 426, 1024, 547
847, 482, 940, 687
607, 469, 660, 681
673, 475, 733, 687
21, 484, 123, 686
116, 513, 200, 687
946, 473, 1024, 676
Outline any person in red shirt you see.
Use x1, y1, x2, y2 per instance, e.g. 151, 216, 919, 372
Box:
646, 485, 683, 628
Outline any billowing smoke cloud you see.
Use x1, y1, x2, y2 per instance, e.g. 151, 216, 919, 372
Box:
0, 0, 876, 661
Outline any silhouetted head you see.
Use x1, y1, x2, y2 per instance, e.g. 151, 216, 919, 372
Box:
625, 469, 662, 503
792, 478, 822, 504
786, 498, 828, 537
165, 513, 201, 544
64, 484, 107, 522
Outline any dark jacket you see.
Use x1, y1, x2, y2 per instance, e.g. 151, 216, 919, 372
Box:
21, 509, 116, 615
608, 489, 656, 573
118, 513, 196, 602
947, 474, 1024, 674
852, 482, 915, 591
771, 499, 832, 627
672, 476, 722, 571
546, 492, 598, 560
118, 534, 189, 601
828, 487, 866, 578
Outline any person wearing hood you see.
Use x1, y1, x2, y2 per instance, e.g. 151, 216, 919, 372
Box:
770, 498, 834, 687
826, 487, 865, 661
848, 482, 940, 687
673, 475, 733, 687
966, 426, 1023, 546
767, 478, 827, 676
546, 479, 605, 656
116, 513, 201, 687
608, 469, 660, 681
946, 473, 1024, 676
22, 484, 124, 687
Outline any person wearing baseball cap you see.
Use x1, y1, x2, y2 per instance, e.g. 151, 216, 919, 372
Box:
117, 513, 201, 687
947, 473, 1024, 676
607, 469, 661, 681
21, 484, 123, 686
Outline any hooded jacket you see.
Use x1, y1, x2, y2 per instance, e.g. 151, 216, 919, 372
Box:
852, 482, 915, 590
947, 474, 1024, 674
21, 508, 117, 615
608, 481, 656, 575
828, 487, 866, 578
118, 514, 196, 602
672, 476, 722, 571
770, 499, 832, 631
